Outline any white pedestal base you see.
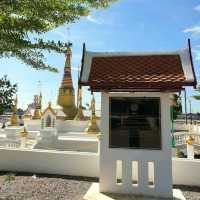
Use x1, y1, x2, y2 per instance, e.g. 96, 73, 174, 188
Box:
83, 183, 186, 200
187, 144, 194, 159
40, 128, 57, 138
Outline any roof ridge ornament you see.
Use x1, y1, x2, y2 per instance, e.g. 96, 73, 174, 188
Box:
64, 43, 72, 68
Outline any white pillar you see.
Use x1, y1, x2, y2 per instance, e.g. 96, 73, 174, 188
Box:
187, 144, 194, 159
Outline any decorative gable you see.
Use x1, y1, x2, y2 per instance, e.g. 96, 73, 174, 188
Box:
41, 102, 56, 129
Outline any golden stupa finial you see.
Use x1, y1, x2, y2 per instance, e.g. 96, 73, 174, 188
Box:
10, 95, 18, 126
57, 42, 77, 119
66, 44, 72, 55
64, 30, 72, 57
48, 101, 52, 108
186, 135, 194, 145
74, 86, 85, 120
20, 127, 28, 138
32, 94, 42, 119
64, 43, 72, 68
13, 95, 18, 113
91, 93, 95, 115
85, 92, 100, 135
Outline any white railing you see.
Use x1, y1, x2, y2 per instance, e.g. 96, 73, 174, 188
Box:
189, 123, 200, 134
174, 133, 200, 146
175, 120, 200, 134
174, 133, 187, 146
6, 142, 20, 148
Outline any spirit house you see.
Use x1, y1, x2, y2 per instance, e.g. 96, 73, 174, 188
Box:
79, 40, 197, 198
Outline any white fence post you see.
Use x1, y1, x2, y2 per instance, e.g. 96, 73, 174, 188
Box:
186, 136, 194, 159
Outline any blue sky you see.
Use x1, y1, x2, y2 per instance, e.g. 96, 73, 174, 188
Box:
0, 0, 200, 112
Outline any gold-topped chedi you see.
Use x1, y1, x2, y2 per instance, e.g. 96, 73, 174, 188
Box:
186, 135, 194, 145
10, 96, 18, 126
32, 92, 42, 119
57, 44, 77, 119
20, 127, 28, 137
85, 93, 100, 134
74, 86, 85, 120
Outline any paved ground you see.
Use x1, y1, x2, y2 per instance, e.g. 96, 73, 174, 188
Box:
0, 173, 200, 200
175, 185, 200, 200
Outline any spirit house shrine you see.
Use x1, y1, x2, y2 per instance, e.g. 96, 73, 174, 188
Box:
79, 40, 197, 198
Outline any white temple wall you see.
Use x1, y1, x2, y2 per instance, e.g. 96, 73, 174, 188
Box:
0, 148, 99, 177
0, 148, 200, 186
172, 158, 200, 186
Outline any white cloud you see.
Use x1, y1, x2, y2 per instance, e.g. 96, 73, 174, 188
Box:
86, 15, 102, 24
71, 67, 81, 71
194, 4, 200, 11
183, 26, 200, 34
52, 29, 69, 41
192, 49, 200, 61
195, 52, 200, 61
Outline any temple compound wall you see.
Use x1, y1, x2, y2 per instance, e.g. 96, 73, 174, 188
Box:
0, 148, 200, 187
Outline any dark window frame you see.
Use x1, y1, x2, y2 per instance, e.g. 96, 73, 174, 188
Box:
109, 97, 162, 150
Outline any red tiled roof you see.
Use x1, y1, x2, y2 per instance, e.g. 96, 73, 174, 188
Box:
85, 55, 192, 91
79, 40, 197, 92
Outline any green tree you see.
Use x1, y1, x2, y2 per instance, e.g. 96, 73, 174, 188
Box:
0, 75, 17, 114
176, 149, 185, 158
0, 0, 115, 72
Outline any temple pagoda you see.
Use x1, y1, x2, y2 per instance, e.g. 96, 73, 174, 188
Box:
57, 44, 77, 119
32, 92, 42, 119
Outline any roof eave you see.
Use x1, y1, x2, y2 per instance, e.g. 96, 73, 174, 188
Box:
89, 88, 184, 93
78, 43, 86, 88
88, 81, 195, 92
188, 38, 197, 88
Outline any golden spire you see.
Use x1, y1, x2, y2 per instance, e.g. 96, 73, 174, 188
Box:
32, 93, 42, 119
20, 127, 28, 138
186, 136, 194, 145
62, 44, 73, 89
48, 101, 52, 108
85, 93, 100, 134
65, 45, 72, 68
74, 86, 85, 120
57, 43, 77, 119
91, 94, 95, 116
40, 92, 42, 101
10, 95, 18, 126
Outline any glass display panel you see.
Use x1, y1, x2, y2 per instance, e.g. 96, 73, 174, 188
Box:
109, 97, 161, 149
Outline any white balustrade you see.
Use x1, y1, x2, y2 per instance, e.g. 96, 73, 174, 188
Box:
174, 133, 200, 146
